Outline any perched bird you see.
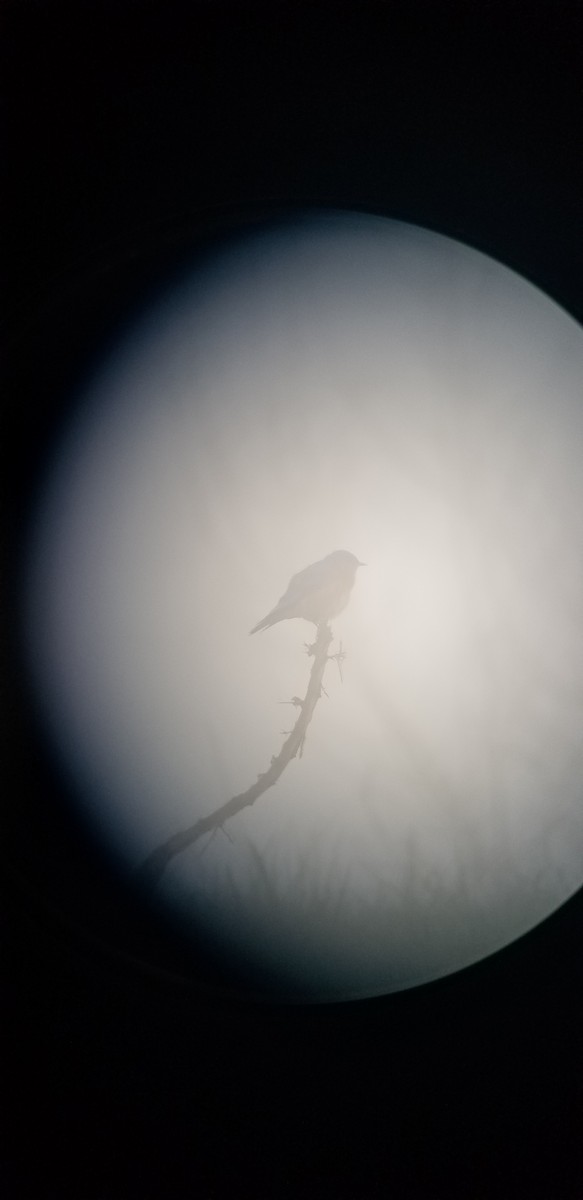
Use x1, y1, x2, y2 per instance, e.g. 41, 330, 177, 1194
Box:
250, 550, 365, 634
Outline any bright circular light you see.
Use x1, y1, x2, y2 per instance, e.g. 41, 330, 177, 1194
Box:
24, 211, 583, 1001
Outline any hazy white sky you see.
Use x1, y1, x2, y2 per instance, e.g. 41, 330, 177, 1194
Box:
26, 213, 583, 1000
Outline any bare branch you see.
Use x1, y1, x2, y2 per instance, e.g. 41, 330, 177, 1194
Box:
136, 622, 335, 890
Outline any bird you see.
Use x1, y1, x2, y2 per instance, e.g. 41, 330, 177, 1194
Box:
250, 550, 365, 634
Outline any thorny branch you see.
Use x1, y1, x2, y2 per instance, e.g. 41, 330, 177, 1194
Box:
136, 621, 339, 890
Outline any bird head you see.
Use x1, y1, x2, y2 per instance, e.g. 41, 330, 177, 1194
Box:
330, 550, 366, 575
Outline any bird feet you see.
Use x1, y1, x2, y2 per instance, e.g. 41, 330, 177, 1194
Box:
304, 635, 346, 679
304, 621, 334, 657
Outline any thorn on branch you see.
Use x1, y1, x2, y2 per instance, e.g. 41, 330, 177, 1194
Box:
329, 640, 346, 682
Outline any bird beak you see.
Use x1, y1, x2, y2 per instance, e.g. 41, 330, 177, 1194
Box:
357, 560, 366, 567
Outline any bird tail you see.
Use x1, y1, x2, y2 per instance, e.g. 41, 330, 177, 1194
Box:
249, 612, 276, 635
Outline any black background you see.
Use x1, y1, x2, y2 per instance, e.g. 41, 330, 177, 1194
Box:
3, 2, 583, 1196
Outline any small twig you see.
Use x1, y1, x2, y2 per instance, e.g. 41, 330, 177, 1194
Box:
197, 822, 233, 859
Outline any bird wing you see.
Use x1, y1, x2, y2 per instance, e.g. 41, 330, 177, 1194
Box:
249, 554, 355, 633
249, 560, 324, 633
277, 557, 328, 606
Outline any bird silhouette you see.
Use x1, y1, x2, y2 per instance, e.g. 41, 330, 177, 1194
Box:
250, 550, 365, 634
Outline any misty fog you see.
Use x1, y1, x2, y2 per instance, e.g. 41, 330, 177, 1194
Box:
25, 213, 583, 1000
